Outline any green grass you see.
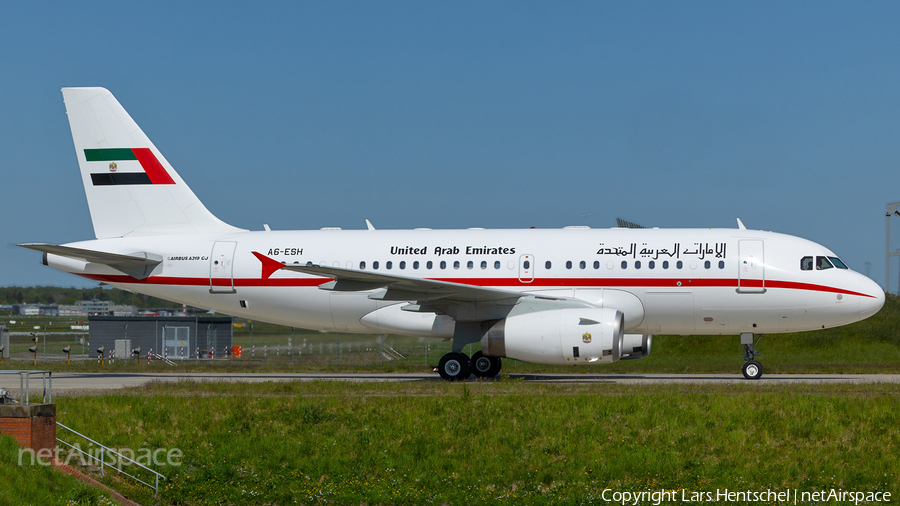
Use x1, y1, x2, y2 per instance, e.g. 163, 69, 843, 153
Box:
5, 294, 900, 374
43, 381, 900, 505
0, 435, 116, 506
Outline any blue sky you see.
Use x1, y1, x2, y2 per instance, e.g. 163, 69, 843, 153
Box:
2, 2, 900, 289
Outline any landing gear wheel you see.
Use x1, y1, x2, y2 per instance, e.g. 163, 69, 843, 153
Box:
471, 351, 503, 378
742, 360, 763, 380
438, 352, 471, 381
471, 351, 492, 377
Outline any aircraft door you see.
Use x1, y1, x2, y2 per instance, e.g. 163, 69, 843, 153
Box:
210, 241, 237, 294
518, 254, 534, 283
737, 240, 765, 293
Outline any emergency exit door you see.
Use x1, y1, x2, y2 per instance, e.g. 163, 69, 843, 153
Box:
518, 254, 534, 283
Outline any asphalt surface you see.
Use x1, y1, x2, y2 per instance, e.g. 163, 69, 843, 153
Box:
1, 372, 899, 394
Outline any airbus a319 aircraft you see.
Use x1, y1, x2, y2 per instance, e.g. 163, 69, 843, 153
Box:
21, 88, 885, 380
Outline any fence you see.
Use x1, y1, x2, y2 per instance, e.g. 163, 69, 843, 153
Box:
56, 422, 166, 494
0, 370, 52, 404
1, 319, 485, 369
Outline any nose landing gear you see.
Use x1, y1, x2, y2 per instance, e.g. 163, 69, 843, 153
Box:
740, 332, 763, 380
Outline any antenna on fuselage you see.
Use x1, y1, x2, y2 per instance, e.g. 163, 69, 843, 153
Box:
736, 218, 747, 230
365, 219, 376, 231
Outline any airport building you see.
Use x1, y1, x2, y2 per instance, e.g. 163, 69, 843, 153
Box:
88, 315, 234, 359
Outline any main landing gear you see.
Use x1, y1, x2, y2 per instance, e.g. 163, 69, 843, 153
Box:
740, 333, 763, 380
437, 351, 502, 381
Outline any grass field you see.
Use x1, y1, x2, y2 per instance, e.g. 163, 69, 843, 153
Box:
4, 294, 900, 375
32, 380, 898, 505
2, 294, 899, 504
0, 434, 116, 506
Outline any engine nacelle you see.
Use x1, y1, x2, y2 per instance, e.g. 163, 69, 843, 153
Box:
620, 333, 652, 360
480, 308, 624, 365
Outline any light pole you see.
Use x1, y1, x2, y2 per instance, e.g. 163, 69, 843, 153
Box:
886, 202, 900, 293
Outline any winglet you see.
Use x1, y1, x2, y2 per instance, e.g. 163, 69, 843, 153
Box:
251, 251, 285, 280
736, 218, 746, 230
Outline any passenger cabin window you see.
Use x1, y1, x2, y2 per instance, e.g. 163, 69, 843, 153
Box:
360, 261, 366, 269
621, 261, 627, 269
579, 260, 586, 269
454, 261, 460, 269
413, 261, 419, 269
718, 261, 725, 269
545, 261, 552, 269
648, 261, 655, 269
801, 256, 813, 271
704, 260, 711, 269
399, 261, 406, 269
635, 261, 641, 269
566, 261, 572, 269
494, 261, 501, 269
440, 261, 446, 269
593, 261, 600, 269
386, 261, 393, 270
829, 257, 849, 269
427, 261, 433, 269
676, 261, 683, 269
480, 261, 487, 269
467, 261, 474, 269
663, 260, 669, 269
373, 261, 380, 270
816, 256, 834, 270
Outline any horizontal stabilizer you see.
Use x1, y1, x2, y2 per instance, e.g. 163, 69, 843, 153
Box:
19, 243, 162, 279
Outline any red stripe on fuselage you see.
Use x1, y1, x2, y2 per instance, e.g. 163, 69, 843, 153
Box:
77, 274, 874, 298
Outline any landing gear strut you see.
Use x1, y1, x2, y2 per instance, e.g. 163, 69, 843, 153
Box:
740, 333, 763, 380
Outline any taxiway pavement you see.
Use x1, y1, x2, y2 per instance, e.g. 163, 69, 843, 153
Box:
2, 372, 898, 394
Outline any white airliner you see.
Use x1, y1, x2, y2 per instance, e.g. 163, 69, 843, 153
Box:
20, 88, 884, 380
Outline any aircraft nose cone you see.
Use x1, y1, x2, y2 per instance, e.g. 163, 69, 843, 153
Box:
859, 277, 885, 319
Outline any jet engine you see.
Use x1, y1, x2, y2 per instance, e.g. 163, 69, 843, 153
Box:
620, 333, 652, 360
480, 308, 624, 365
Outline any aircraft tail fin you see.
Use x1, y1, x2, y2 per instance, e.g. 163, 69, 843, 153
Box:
61, 87, 243, 239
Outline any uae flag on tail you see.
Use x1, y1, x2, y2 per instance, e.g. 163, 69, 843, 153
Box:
85, 148, 175, 186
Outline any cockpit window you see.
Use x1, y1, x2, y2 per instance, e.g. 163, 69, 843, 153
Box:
816, 256, 834, 270
829, 257, 848, 269
801, 256, 813, 271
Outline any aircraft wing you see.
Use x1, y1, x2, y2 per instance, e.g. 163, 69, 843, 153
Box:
18, 243, 162, 279
253, 251, 528, 303
285, 263, 522, 302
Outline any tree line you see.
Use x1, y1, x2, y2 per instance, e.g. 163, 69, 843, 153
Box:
0, 286, 181, 308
